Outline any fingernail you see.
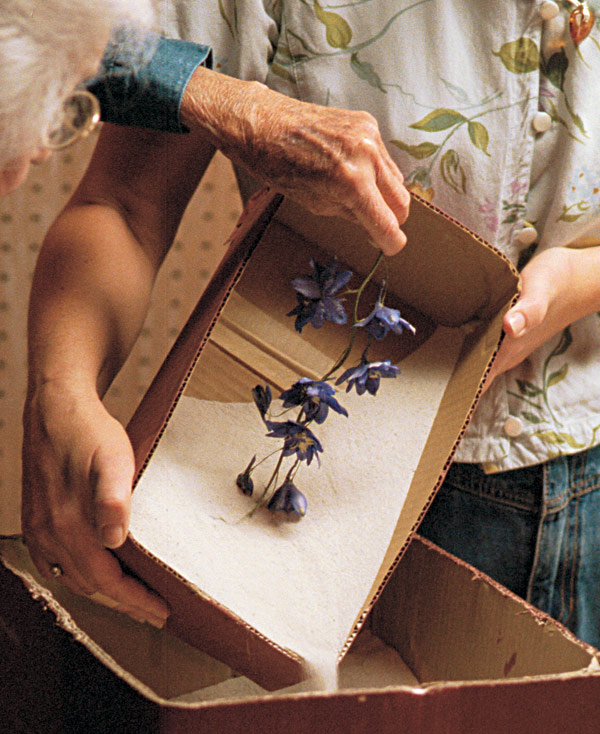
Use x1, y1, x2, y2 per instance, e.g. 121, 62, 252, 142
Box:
506, 310, 526, 337
100, 524, 124, 548
147, 614, 167, 630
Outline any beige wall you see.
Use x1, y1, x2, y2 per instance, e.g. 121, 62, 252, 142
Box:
0, 133, 242, 534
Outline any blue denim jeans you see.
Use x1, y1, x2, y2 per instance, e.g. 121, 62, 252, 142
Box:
419, 444, 600, 649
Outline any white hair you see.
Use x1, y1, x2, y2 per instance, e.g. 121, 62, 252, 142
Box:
0, 0, 156, 169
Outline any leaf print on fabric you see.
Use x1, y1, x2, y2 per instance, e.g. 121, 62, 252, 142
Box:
541, 48, 569, 91
390, 140, 439, 159
467, 121, 490, 156
350, 53, 386, 92
439, 77, 470, 104
409, 109, 467, 132
440, 150, 467, 194
218, 0, 236, 38
544, 100, 587, 143
508, 328, 575, 456
516, 379, 543, 398
271, 63, 295, 83
493, 38, 540, 74
540, 48, 588, 139
531, 430, 586, 450
502, 200, 527, 225
521, 411, 544, 424
557, 200, 590, 222
405, 167, 434, 201
314, 0, 352, 49
566, 104, 587, 136
501, 179, 528, 225
549, 326, 572, 359
547, 363, 569, 388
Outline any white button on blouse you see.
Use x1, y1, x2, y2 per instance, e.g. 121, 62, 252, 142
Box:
517, 226, 538, 245
532, 110, 553, 133
539, 1, 560, 21
503, 417, 524, 438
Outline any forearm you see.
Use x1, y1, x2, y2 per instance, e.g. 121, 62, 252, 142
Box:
26, 120, 216, 399
179, 66, 265, 159
27, 202, 158, 400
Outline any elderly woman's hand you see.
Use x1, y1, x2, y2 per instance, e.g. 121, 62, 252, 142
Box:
181, 67, 410, 256
21, 377, 169, 626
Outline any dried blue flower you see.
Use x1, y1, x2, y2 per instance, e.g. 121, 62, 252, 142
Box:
265, 420, 323, 466
252, 384, 272, 419
355, 290, 416, 341
335, 359, 400, 396
287, 259, 353, 333
280, 378, 348, 424
236, 455, 256, 496
267, 481, 307, 518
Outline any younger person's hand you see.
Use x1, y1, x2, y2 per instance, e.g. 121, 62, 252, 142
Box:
22, 378, 169, 627
484, 245, 599, 390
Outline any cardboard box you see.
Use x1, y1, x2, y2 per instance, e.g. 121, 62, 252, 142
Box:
2, 534, 600, 733
5, 187, 599, 732
118, 186, 520, 689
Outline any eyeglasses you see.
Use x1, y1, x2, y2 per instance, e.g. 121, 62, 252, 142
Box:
42, 89, 101, 150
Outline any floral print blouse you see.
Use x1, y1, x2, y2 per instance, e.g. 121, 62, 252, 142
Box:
159, 0, 600, 471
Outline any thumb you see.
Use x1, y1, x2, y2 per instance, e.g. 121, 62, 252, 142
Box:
504, 265, 553, 338
91, 422, 135, 549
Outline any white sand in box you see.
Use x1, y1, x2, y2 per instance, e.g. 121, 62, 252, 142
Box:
129, 326, 462, 689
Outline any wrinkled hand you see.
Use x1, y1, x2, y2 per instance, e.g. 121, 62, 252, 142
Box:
22, 380, 169, 626
182, 70, 410, 256
484, 247, 579, 390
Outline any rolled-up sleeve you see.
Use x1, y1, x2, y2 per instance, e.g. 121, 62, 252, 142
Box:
86, 29, 212, 133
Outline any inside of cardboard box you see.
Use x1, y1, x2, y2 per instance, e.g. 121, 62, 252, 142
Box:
2, 535, 595, 706
127, 220, 472, 677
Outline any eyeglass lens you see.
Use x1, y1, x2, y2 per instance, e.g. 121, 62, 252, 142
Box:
46, 91, 101, 150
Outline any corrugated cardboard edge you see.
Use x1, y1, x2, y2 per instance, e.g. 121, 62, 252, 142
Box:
375, 535, 600, 679
0, 548, 164, 706
127, 186, 284, 480
123, 186, 306, 691
117, 537, 305, 691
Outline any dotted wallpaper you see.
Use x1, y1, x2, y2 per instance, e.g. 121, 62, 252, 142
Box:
0, 134, 242, 533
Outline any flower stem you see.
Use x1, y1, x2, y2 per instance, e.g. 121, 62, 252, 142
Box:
321, 252, 384, 381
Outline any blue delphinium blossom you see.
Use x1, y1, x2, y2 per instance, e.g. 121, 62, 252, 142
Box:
265, 420, 323, 466
279, 377, 348, 424
252, 384, 272, 419
355, 289, 416, 341
335, 359, 400, 396
267, 481, 307, 518
236, 455, 256, 496
287, 259, 353, 333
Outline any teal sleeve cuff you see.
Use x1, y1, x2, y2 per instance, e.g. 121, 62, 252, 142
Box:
86, 30, 212, 133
